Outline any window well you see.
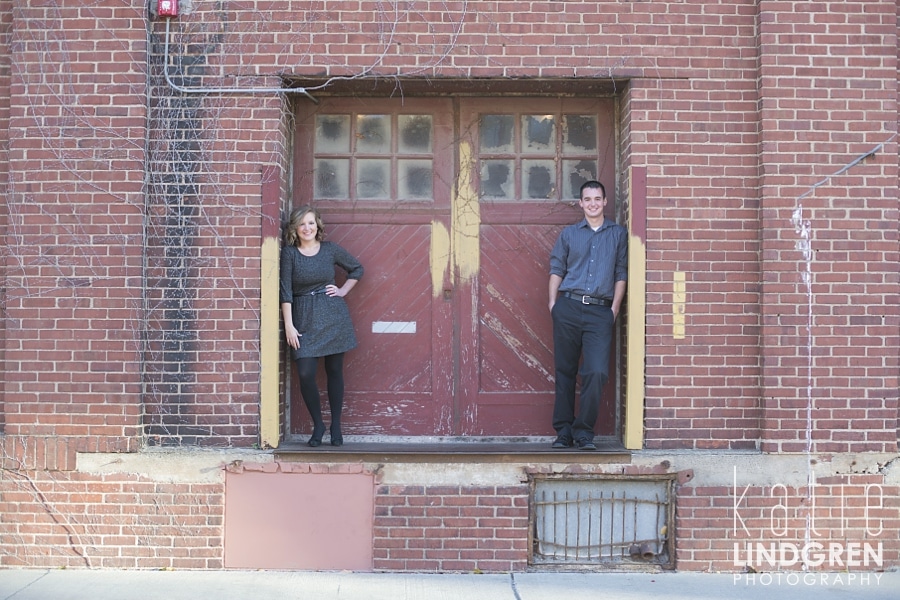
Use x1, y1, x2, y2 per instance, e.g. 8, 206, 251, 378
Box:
530, 475, 675, 569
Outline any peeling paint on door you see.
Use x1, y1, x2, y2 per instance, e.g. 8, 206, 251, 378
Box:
480, 312, 553, 386
453, 141, 481, 283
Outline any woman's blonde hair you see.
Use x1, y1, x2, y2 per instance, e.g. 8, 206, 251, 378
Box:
284, 206, 325, 246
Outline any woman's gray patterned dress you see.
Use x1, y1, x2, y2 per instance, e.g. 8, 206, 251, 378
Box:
279, 241, 363, 360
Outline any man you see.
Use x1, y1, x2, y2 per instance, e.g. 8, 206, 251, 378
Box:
548, 180, 628, 450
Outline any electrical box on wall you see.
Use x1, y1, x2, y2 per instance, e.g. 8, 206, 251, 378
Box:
157, 0, 178, 17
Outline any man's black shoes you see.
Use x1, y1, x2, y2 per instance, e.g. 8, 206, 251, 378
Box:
575, 437, 597, 451
552, 434, 597, 450
551, 434, 573, 449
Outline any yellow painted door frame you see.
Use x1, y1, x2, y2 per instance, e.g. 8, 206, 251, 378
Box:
260, 167, 282, 449
624, 165, 647, 450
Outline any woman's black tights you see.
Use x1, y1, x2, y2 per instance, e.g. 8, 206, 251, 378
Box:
296, 353, 345, 444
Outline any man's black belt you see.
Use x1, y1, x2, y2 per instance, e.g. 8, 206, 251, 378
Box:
562, 292, 612, 307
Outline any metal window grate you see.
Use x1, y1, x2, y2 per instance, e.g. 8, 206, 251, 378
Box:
530, 476, 675, 569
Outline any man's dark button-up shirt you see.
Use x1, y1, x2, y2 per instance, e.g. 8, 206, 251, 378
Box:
549, 218, 628, 300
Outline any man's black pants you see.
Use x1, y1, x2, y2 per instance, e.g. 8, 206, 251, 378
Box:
551, 295, 614, 441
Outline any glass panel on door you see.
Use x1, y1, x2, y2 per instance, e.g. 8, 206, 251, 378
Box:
310, 112, 436, 203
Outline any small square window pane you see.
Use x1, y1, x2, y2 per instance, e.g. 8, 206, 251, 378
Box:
399, 115, 432, 154
399, 159, 433, 199
522, 115, 555, 154
563, 159, 598, 199
480, 115, 514, 153
357, 115, 391, 153
315, 115, 351, 153
523, 160, 556, 200
563, 115, 597, 152
356, 159, 390, 199
314, 158, 349, 199
480, 160, 514, 199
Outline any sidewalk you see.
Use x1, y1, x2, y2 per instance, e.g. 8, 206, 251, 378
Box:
1, 569, 898, 600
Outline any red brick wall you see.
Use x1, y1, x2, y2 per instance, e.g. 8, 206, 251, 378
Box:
0, 437, 224, 569
756, 0, 899, 453
1, 0, 898, 574
3, 0, 896, 450
677, 475, 900, 572
636, 0, 899, 452
5, 462, 898, 573
0, 470, 223, 569
3, 3, 147, 449
0, 0, 10, 431
374, 484, 529, 571
632, 75, 764, 450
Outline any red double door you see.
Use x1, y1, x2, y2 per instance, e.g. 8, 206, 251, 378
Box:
290, 96, 618, 438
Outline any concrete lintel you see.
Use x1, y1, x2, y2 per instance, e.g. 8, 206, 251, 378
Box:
632, 450, 900, 487
76, 448, 274, 483
74, 448, 900, 488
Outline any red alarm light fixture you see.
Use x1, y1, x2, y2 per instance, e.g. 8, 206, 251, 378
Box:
158, 0, 178, 17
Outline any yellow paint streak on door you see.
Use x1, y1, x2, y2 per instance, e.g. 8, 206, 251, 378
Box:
452, 141, 480, 282
430, 220, 450, 299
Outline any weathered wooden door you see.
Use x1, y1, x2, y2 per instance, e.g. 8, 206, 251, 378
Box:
456, 98, 618, 436
292, 97, 455, 436
291, 96, 618, 438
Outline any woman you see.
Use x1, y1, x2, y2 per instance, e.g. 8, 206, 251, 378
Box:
280, 206, 363, 447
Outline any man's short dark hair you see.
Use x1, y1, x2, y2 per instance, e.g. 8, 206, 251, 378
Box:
579, 180, 606, 199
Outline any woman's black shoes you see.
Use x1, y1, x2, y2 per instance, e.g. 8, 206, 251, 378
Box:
308, 424, 325, 447
307, 424, 344, 447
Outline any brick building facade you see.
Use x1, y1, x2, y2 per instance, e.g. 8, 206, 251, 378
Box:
1, 0, 898, 573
